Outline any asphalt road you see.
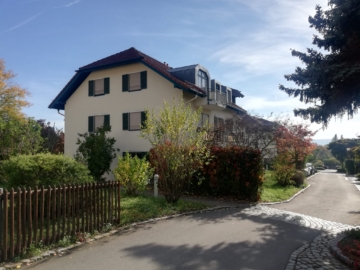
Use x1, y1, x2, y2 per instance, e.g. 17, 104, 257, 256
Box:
27, 209, 320, 270
270, 170, 360, 226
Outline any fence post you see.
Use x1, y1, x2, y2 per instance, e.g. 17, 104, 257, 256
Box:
154, 174, 159, 197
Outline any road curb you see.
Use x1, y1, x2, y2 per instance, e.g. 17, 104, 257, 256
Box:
330, 231, 360, 269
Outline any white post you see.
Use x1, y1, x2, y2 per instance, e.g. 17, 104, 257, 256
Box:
266, 164, 268, 170
0, 188, 3, 195
154, 174, 159, 197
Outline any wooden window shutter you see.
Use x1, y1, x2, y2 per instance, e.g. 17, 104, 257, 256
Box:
141, 111, 147, 129
122, 74, 129, 92
122, 113, 129, 130
104, 114, 110, 128
88, 116, 94, 132
141, 71, 147, 89
88, 81, 94, 96
104, 77, 110, 94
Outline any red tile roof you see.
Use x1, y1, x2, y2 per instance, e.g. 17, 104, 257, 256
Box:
78, 47, 206, 95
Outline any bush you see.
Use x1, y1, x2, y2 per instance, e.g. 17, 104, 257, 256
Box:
337, 168, 346, 173
187, 146, 263, 201
113, 152, 153, 195
316, 166, 325, 170
357, 173, 360, 180
345, 159, 356, 175
272, 162, 296, 186
1, 153, 94, 188
291, 170, 305, 187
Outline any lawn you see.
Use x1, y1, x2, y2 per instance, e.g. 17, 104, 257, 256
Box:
260, 171, 307, 202
120, 192, 209, 226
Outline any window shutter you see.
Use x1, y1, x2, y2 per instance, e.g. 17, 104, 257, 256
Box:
141, 111, 147, 129
141, 71, 147, 89
88, 81, 94, 96
104, 77, 110, 94
88, 116, 94, 132
122, 113, 129, 130
104, 114, 110, 128
122, 74, 129, 92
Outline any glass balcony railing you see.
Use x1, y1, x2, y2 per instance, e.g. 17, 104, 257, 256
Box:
209, 91, 226, 105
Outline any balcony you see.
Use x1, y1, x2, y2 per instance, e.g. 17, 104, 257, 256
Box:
208, 91, 226, 109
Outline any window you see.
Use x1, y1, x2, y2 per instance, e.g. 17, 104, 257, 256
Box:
216, 83, 220, 91
88, 114, 110, 132
227, 89, 232, 103
198, 113, 209, 127
122, 71, 147, 92
88, 78, 110, 96
197, 70, 208, 91
123, 111, 147, 131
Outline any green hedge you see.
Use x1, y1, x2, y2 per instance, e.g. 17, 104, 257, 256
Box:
345, 159, 356, 175
1, 153, 94, 188
189, 146, 264, 201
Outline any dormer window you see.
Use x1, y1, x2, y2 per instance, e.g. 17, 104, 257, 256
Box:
216, 83, 220, 91
197, 70, 208, 91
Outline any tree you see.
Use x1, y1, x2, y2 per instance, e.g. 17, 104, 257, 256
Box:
74, 126, 118, 182
274, 123, 317, 170
140, 99, 210, 203
0, 59, 31, 120
37, 120, 64, 154
0, 116, 43, 160
307, 145, 333, 163
331, 134, 338, 142
328, 138, 359, 167
279, 0, 360, 126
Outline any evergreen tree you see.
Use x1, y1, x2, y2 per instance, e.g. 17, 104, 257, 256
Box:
331, 134, 338, 142
279, 0, 360, 126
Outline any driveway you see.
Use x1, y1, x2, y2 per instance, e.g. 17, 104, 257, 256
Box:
270, 170, 360, 226
25, 171, 357, 270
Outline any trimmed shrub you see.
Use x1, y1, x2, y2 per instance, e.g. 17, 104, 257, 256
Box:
1, 153, 94, 188
188, 146, 263, 201
291, 170, 305, 187
337, 168, 346, 173
272, 162, 296, 186
113, 152, 154, 195
345, 159, 356, 175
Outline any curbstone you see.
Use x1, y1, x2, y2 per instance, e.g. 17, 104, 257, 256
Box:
4, 263, 21, 269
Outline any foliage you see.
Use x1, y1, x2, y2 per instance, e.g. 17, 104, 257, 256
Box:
75, 126, 118, 182
1, 153, 93, 188
188, 146, 264, 201
37, 119, 64, 154
328, 139, 359, 166
274, 123, 316, 170
0, 59, 31, 121
345, 159, 356, 175
337, 168, 346, 173
314, 160, 324, 167
209, 113, 279, 159
120, 191, 208, 226
272, 157, 296, 186
141, 99, 210, 203
307, 145, 333, 164
291, 170, 305, 187
279, 0, 360, 126
323, 157, 341, 169
113, 152, 154, 195
261, 171, 305, 202
0, 116, 43, 160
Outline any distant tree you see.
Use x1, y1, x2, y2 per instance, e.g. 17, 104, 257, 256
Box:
323, 157, 341, 169
308, 145, 333, 163
75, 126, 118, 182
0, 59, 31, 120
331, 134, 338, 142
274, 123, 317, 170
328, 139, 359, 167
37, 120, 64, 154
279, 0, 360, 126
340, 135, 344, 140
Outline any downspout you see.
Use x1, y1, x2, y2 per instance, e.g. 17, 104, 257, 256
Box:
57, 109, 65, 117
186, 93, 198, 104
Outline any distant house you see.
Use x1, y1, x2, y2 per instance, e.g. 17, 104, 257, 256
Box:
49, 47, 247, 176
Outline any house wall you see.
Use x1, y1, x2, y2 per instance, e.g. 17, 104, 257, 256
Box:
65, 63, 240, 180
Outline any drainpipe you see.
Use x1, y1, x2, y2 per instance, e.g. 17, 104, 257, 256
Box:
186, 93, 198, 104
57, 109, 65, 117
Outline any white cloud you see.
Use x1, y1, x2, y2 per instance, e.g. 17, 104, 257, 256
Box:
64, 0, 81, 7
2, 12, 43, 33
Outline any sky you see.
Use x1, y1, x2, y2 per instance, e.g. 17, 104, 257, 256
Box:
1, 0, 359, 143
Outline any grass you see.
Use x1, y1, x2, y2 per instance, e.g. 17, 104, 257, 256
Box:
120, 191, 209, 226
260, 171, 307, 202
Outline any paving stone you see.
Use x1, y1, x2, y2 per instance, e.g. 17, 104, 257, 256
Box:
20, 259, 31, 264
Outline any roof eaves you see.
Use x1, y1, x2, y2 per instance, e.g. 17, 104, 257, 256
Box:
76, 57, 143, 72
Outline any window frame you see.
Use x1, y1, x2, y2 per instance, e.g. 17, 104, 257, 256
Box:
88, 77, 110, 97
122, 111, 147, 131
88, 114, 110, 132
197, 70, 208, 91
122, 71, 147, 92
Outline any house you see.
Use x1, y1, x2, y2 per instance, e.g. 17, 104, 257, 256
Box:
49, 47, 247, 176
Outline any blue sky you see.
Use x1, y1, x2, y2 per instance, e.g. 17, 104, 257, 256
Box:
1, 0, 359, 142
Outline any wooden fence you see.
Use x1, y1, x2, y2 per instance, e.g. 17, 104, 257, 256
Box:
0, 182, 121, 262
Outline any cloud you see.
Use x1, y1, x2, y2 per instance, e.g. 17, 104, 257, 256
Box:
64, 0, 81, 7
2, 12, 43, 33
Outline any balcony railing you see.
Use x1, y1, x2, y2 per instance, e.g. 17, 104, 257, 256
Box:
209, 91, 226, 105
